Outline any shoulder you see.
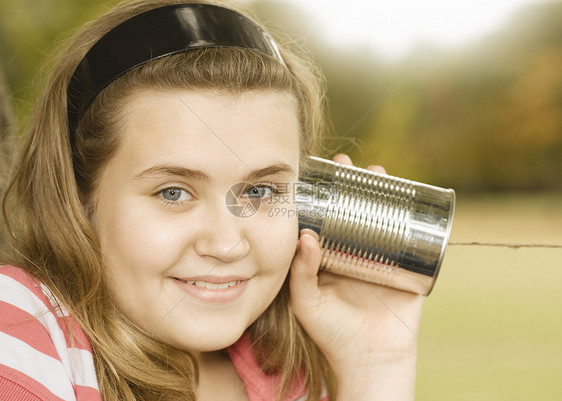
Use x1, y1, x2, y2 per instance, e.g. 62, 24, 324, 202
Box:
0, 265, 65, 331
0, 265, 53, 309
0, 265, 101, 401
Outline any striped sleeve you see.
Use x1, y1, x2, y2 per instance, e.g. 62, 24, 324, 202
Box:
0, 266, 101, 401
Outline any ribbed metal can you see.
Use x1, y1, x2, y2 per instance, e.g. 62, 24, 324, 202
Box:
297, 156, 455, 295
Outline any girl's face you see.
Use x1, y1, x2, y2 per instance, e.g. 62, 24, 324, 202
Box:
91, 89, 300, 353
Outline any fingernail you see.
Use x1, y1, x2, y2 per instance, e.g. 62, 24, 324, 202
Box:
300, 228, 319, 242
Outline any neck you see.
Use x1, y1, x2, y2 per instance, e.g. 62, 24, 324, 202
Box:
195, 350, 248, 401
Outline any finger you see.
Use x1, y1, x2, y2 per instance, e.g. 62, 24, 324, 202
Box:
289, 231, 323, 311
299, 228, 319, 243
332, 153, 353, 166
367, 164, 387, 174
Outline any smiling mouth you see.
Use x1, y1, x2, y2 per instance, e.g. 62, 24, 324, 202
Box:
174, 278, 241, 290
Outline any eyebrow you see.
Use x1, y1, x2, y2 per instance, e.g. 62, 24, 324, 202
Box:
134, 165, 212, 182
245, 163, 295, 181
134, 162, 295, 182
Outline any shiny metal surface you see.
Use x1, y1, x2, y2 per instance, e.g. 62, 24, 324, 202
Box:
297, 156, 455, 295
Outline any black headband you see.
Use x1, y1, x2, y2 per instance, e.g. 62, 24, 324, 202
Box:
67, 3, 285, 137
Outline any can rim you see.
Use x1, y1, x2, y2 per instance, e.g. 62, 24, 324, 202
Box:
425, 188, 456, 295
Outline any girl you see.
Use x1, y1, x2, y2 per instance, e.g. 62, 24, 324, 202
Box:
0, 1, 423, 400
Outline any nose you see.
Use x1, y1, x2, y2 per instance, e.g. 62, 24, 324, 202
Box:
193, 203, 251, 263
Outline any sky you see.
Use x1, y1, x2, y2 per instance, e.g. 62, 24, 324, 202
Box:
277, 0, 554, 59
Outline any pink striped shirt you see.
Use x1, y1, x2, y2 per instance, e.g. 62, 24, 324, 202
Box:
1, 266, 327, 400
0, 265, 101, 401
228, 333, 328, 401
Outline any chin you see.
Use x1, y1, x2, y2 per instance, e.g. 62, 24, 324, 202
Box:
160, 325, 248, 353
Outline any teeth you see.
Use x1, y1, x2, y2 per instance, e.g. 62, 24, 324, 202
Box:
182, 279, 240, 290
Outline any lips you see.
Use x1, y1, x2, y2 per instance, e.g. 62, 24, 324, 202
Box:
171, 276, 248, 303
174, 278, 241, 290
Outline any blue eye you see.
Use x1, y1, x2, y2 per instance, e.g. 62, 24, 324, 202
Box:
243, 185, 275, 199
160, 188, 191, 202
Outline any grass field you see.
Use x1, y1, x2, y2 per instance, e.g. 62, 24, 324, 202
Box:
416, 193, 562, 400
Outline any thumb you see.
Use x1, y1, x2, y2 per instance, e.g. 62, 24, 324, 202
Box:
289, 230, 323, 312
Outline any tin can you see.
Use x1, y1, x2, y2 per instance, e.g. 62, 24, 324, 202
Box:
297, 156, 455, 295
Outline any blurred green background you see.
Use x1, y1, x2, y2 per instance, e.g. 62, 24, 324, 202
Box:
1, 1, 561, 400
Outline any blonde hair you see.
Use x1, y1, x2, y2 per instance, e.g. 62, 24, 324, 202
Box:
1, 1, 334, 400
0, 65, 12, 138
0, 64, 14, 254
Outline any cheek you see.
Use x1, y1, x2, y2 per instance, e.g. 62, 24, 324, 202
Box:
94, 199, 187, 277
93, 205, 191, 326
251, 210, 299, 271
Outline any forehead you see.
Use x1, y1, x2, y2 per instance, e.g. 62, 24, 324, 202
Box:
112, 88, 300, 176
